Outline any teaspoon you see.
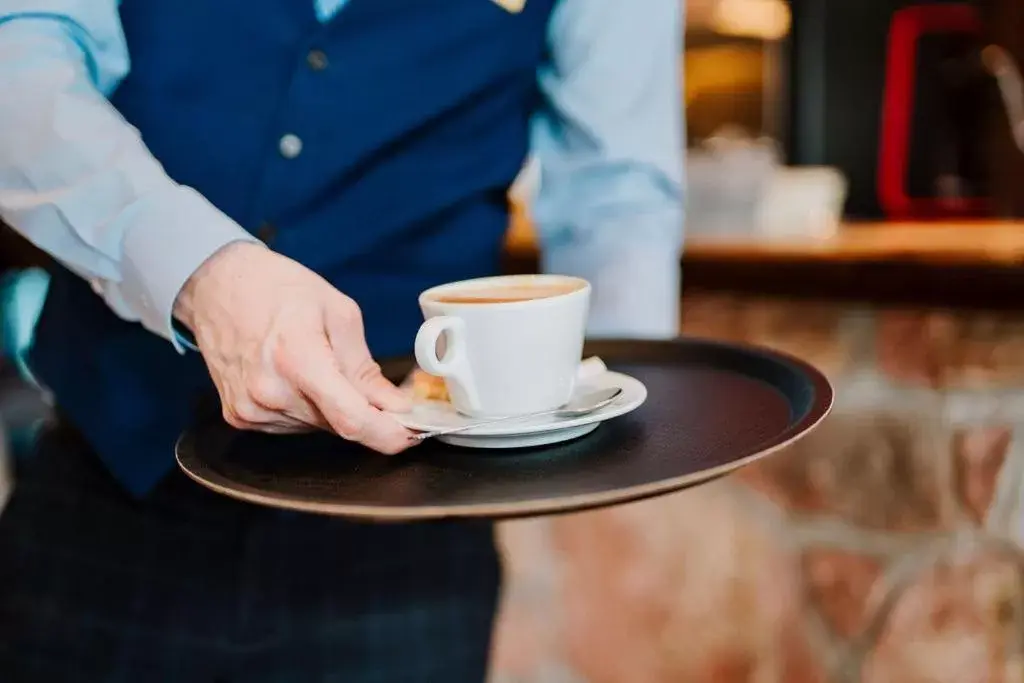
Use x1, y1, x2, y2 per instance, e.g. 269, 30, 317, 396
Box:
410, 387, 623, 441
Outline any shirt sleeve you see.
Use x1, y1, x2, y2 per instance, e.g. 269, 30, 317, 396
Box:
530, 0, 686, 339
0, 3, 258, 352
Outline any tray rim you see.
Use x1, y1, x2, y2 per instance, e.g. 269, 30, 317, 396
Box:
175, 337, 834, 520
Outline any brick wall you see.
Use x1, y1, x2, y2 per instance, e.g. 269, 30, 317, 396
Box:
489, 293, 1024, 683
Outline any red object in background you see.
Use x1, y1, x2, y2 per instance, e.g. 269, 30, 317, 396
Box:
878, 3, 989, 219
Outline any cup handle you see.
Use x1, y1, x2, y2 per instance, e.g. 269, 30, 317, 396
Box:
414, 316, 481, 413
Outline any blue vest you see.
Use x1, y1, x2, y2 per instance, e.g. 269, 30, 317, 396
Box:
28, 0, 556, 495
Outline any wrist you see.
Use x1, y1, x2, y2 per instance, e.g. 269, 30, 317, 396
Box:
173, 241, 265, 331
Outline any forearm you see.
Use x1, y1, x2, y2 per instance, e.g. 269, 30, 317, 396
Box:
542, 214, 681, 339
0, 15, 255, 350
531, 0, 685, 339
532, 154, 684, 339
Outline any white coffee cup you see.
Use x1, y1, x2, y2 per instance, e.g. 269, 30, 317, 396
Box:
414, 274, 591, 418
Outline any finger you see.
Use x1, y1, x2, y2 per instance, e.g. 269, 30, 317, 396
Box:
222, 407, 314, 433
353, 362, 412, 413
287, 342, 413, 454
313, 379, 413, 455
249, 376, 332, 430
324, 308, 411, 413
280, 404, 332, 431
257, 422, 320, 435
224, 381, 316, 428
242, 354, 342, 431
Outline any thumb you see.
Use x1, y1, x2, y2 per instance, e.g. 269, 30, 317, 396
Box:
325, 302, 411, 413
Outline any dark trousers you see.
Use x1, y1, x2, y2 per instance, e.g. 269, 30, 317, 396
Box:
0, 424, 501, 682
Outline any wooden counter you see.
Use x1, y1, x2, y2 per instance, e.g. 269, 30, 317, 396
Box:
503, 212, 1024, 309
507, 209, 1024, 267
676, 222, 1024, 268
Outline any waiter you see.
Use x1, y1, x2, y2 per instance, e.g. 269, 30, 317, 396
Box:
0, 0, 683, 680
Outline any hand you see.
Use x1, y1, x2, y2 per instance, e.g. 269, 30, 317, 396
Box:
174, 241, 414, 454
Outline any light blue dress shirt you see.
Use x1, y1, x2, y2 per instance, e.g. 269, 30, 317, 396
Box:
0, 0, 685, 354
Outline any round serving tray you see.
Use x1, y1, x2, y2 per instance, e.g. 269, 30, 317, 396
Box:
176, 338, 833, 520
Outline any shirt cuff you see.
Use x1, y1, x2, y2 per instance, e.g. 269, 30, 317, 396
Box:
542, 238, 681, 340
118, 184, 258, 353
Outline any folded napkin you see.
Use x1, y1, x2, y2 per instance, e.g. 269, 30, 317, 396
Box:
576, 356, 608, 383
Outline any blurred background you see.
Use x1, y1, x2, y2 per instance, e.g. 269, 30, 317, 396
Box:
5, 0, 1024, 681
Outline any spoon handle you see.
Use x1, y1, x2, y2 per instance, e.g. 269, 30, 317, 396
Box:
411, 406, 562, 441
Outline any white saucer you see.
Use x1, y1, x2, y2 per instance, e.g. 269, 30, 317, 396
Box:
393, 371, 647, 449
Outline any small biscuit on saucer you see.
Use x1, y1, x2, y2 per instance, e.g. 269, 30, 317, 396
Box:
407, 369, 450, 402
404, 357, 605, 403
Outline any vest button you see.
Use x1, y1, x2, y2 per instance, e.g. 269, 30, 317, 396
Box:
306, 49, 329, 71
278, 134, 303, 159
256, 222, 277, 243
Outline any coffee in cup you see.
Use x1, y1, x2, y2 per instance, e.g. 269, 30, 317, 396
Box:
414, 274, 590, 418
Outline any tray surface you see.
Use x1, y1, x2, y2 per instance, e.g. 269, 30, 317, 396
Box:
176, 339, 833, 520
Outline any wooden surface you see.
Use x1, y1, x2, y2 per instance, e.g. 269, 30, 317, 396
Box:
506, 209, 1024, 268
676, 223, 1024, 267
503, 209, 1024, 309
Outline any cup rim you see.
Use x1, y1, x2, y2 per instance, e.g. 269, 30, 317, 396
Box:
418, 274, 590, 310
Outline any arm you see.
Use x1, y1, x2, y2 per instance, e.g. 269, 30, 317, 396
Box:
530, 0, 685, 339
0, 2, 412, 452
0, 2, 257, 351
